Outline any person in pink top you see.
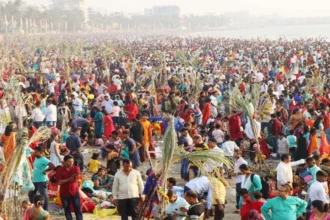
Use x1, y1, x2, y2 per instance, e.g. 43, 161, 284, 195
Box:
310, 200, 330, 220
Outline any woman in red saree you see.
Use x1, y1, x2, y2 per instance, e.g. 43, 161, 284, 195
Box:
229, 111, 243, 140
309, 117, 330, 155
103, 111, 115, 139
1, 125, 15, 164
124, 100, 139, 120
202, 98, 211, 126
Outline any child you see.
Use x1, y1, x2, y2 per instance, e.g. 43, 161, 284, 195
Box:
88, 153, 104, 173
240, 189, 264, 220
287, 129, 297, 160
22, 200, 31, 219
190, 122, 198, 137
277, 132, 289, 157
292, 182, 299, 196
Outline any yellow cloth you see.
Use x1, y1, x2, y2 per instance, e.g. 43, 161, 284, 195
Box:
153, 123, 161, 135
92, 206, 117, 218
88, 159, 102, 173
210, 177, 226, 205
140, 119, 152, 147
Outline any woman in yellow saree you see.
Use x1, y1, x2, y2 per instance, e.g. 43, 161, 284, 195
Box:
1, 125, 15, 164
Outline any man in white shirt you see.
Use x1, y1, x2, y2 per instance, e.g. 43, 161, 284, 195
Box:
309, 170, 329, 203
212, 124, 224, 145
184, 176, 213, 211
276, 154, 305, 189
48, 80, 55, 94
234, 150, 247, 211
101, 95, 114, 114
71, 94, 83, 117
31, 101, 45, 128
45, 100, 57, 127
205, 138, 224, 173
112, 159, 144, 220
222, 135, 240, 157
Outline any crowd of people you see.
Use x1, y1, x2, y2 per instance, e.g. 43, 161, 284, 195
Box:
1, 35, 330, 219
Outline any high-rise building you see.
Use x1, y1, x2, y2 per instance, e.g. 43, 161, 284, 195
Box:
51, 0, 88, 22
144, 5, 181, 18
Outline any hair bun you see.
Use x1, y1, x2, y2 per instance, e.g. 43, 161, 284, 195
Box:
37, 201, 43, 206
324, 203, 329, 212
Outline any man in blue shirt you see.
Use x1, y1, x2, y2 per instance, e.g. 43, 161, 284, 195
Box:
28, 146, 55, 211
66, 128, 84, 171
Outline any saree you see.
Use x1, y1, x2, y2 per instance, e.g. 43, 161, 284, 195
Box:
1, 132, 15, 164
94, 112, 104, 138
103, 115, 115, 139
308, 132, 330, 155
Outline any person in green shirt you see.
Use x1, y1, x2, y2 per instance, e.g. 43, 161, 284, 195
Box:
261, 184, 307, 220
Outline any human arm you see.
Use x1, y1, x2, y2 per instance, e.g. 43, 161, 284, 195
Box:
45, 212, 50, 220
129, 142, 136, 154
206, 184, 213, 210
295, 197, 308, 217
45, 162, 55, 173
54, 144, 62, 163
289, 159, 305, 167
112, 175, 119, 200
261, 200, 273, 220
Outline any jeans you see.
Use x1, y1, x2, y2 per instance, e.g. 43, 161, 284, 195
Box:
235, 183, 241, 210
46, 121, 56, 127
28, 182, 49, 210
272, 136, 278, 153
33, 121, 43, 129
117, 198, 139, 220
61, 192, 83, 220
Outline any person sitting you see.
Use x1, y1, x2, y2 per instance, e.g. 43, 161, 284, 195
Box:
27, 195, 50, 220
92, 168, 114, 192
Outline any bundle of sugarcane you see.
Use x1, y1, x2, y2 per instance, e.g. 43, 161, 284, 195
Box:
230, 85, 260, 144
158, 116, 177, 217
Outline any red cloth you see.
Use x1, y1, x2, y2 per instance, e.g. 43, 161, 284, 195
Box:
270, 118, 282, 136
229, 114, 243, 140
56, 165, 80, 197
28, 126, 38, 149
202, 103, 211, 126
260, 139, 271, 158
124, 103, 138, 120
104, 115, 115, 139
240, 197, 264, 220
107, 84, 117, 94
323, 113, 330, 130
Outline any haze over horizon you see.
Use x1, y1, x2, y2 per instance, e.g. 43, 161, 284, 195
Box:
19, 0, 330, 18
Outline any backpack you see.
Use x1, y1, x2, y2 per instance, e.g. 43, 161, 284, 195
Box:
250, 173, 270, 199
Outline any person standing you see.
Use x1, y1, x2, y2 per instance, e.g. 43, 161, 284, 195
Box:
261, 184, 307, 220
71, 94, 83, 117
93, 106, 104, 138
56, 154, 82, 220
239, 164, 262, 204
28, 146, 55, 211
309, 170, 329, 204
65, 127, 84, 171
276, 154, 305, 189
112, 159, 145, 220
139, 113, 153, 161
31, 101, 45, 129
234, 150, 247, 213
122, 130, 141, 169
45, 99, 57, 127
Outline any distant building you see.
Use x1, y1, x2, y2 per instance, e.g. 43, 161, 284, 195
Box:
144, 5, 180, 18
51, 0, 89, 22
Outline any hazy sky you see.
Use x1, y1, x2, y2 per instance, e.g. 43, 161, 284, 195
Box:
24, 0, 330, 17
